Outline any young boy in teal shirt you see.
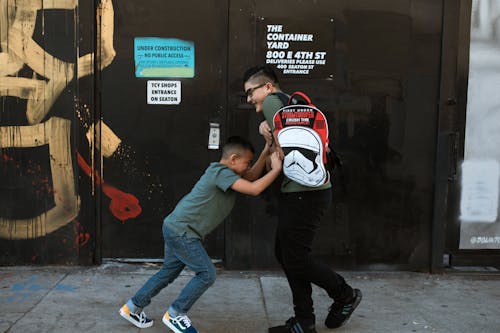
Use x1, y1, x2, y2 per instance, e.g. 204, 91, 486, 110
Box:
119, 136, 282, 333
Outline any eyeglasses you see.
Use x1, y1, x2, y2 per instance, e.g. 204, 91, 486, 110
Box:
245, 83, 266, 97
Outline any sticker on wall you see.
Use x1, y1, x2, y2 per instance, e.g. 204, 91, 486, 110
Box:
134, 38, 195, 78
147, 80, 181, 105
460, 159, 499, 223
459, 160, 500, 249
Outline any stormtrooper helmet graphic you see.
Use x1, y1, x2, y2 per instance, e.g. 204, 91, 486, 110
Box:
277, 126, 327, 187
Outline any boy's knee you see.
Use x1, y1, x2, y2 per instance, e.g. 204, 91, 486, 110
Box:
200, 265, 216, 286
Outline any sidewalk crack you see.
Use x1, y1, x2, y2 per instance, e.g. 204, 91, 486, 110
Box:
258, 276, 271, 328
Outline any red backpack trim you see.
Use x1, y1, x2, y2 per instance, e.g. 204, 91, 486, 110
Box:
273, 91, 330, 163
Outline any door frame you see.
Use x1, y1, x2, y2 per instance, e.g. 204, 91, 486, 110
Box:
434, 0, 500, 271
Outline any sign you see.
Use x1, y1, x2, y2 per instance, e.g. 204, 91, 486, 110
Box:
459, 160, 500, 249
135, 38, 195, 78
147, 80, 181, 105
258, 18, 335, 78
460, 160, 499, 223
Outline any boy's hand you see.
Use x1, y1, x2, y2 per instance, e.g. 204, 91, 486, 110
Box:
270, 151, 283, 171
259, 120, 273, 145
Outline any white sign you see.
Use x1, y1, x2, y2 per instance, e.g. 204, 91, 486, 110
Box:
460, 160, 499, 223
147, 80, 181, 105
265, 24, 327, 75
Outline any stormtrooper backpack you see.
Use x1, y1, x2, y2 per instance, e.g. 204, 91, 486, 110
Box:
272, 91, 330, 187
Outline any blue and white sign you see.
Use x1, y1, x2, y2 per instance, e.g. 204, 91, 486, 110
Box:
134, 38, 195, 78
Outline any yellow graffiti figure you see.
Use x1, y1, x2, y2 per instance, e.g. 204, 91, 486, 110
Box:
0, 0, 116, 239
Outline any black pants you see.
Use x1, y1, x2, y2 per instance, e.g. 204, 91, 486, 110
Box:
275, 188, 353, 325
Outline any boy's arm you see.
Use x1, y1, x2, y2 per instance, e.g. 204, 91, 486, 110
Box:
259, 120, 274, 146
261, 96, 284, 163
231, 151, 282, 196
243, 142, 270, 181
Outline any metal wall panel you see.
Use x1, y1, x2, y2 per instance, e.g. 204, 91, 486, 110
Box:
99, 0, 229, 260
0, 0, 97, 264
227, 0, 444, 270
3, 0, 491, 271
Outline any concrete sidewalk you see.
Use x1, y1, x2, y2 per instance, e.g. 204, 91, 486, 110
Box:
1, 262, 499, 333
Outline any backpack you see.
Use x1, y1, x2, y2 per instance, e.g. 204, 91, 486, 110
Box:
272, 91, 330, 187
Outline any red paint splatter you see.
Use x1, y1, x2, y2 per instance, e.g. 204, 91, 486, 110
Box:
74, 221, 90, 248
77, 152, 142, 222
3, 156, 54, 196
2, 153, 14, 161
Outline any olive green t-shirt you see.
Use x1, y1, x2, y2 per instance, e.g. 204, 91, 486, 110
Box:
262, 92, 331, 193
164, 162, 241, 239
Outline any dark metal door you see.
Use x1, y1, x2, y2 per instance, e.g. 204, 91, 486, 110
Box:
99, 0, 229, 259
226, 0, 445, 270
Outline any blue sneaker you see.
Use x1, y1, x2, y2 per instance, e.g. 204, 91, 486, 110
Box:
162, 311, 198, 333
119, 303, 153, 328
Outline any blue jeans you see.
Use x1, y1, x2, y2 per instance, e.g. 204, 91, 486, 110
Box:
131, 223, 216, 314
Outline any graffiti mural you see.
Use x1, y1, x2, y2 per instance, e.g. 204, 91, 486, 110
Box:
0, 117, 79, 239
0, 0, 142, 247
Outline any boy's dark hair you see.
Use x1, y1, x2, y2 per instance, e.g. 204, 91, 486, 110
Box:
222, 136, 255, 158
243, 65, 279, 86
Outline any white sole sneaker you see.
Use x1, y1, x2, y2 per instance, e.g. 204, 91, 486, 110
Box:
162, 312, 199, 333
163, 315, 182, 333
119, 306, 154, 328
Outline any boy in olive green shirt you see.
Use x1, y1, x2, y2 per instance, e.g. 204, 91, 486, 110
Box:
120, 136, 282, 333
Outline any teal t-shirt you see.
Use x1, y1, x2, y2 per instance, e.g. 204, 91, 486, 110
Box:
262, 92, 331, 193
164, 162, 241, 239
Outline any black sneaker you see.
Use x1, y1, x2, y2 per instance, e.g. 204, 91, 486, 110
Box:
325, 289, 362, 328
268, 317, 317, 333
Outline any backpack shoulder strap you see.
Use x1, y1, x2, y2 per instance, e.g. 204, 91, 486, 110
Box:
288, 91, 312, 105
271, 91, 290, 106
